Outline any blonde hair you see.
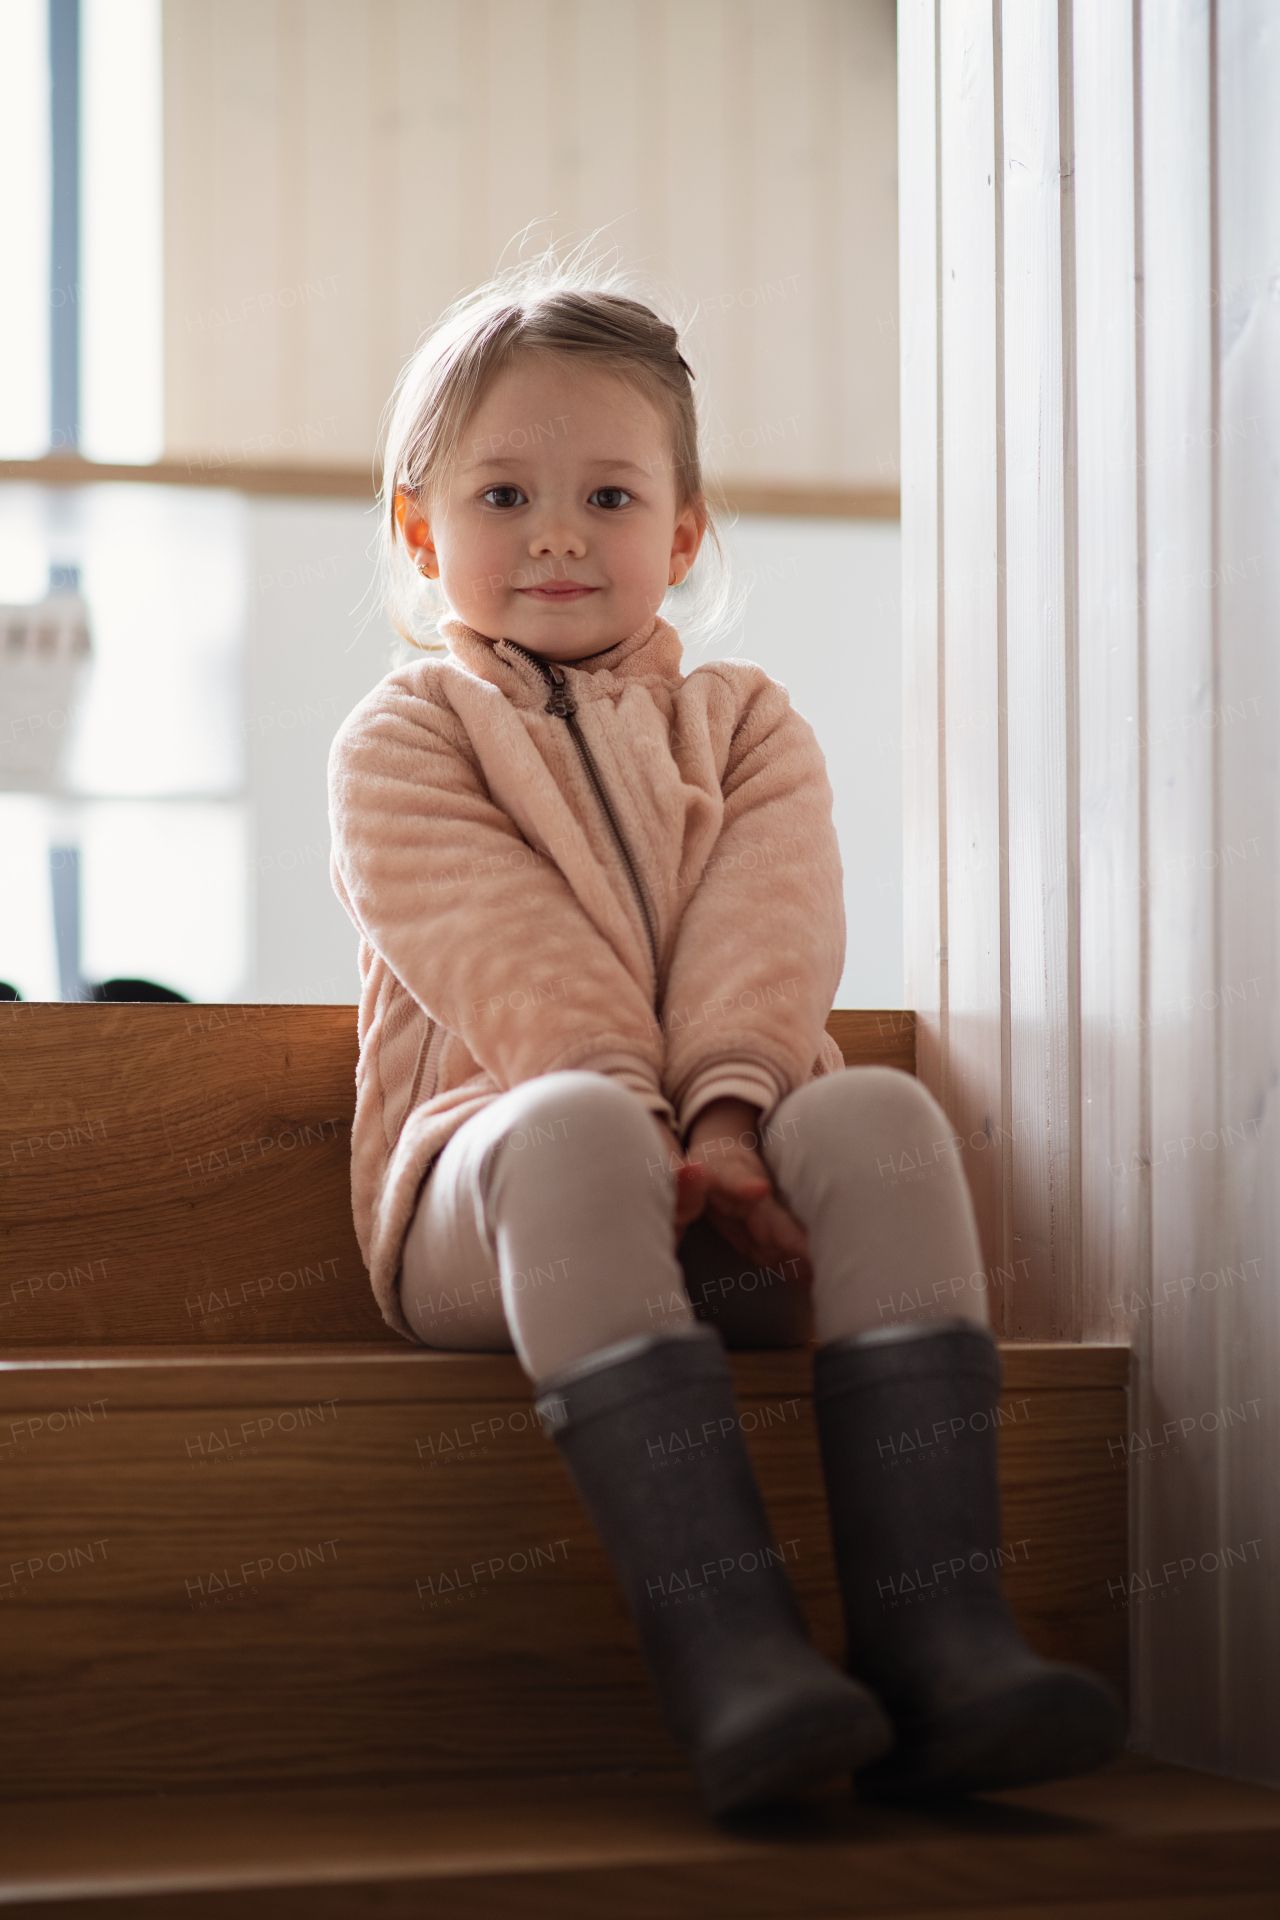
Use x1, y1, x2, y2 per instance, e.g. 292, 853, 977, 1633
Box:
377, 245, 732, 652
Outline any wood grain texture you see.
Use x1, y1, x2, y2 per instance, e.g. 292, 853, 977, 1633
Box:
0, 1343, 1127, 1800
0, 1003, 384, 1346
0, 1006, 914, 1347
3, 1757, 1280, 1919
824, 1007, 916, 1074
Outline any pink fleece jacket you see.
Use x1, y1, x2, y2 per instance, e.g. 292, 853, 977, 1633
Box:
327, 613, 846, 1339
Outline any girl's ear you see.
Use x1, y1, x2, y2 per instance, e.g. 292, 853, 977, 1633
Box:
668, 495, 706, 587
395, 489, 440, 579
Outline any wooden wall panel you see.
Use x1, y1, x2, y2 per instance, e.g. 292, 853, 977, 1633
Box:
900, 0, 1280, 1782
937, 0, 1008, 1328
898, 0, 944, 1109
1001, 0, 1078, 1338
160, 0, 901, 491
1136, 0, 1222, 1771
1073, 0, 1145, 1349
1212, 0, 1280, 1788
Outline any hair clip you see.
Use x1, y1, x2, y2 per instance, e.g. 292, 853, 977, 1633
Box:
677, 353, 696, 381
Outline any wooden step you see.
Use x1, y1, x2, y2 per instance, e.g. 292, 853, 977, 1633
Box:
0, 1341, 1127, 1802
1, 1757, 1279, 1917
0, 1003, 915, 1346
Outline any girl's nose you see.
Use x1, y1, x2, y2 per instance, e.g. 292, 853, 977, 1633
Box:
530, 517, 586, 558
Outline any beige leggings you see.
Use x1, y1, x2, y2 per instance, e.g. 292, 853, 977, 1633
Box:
400, 1067, 990, 1384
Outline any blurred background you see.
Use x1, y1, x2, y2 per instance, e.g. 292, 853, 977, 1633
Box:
0, 0, 903, 1007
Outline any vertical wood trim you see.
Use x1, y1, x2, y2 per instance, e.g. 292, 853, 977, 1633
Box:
992, 0, 1013, 1339
1128, 0, 1155, 1751
1072, 0, 1146, 1348
939, 0, 1006, 1307
1000, 0, 1077, 1337
935, 0, 949, 1105
899, 0, 943, 1098
1205, 0, 1228, 1767
1138, 0, 1221, 1767
1212, 0, 1280, 1789
1058, 0, 1083, 1340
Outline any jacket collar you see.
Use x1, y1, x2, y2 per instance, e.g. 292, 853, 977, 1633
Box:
438, 612, 684, 702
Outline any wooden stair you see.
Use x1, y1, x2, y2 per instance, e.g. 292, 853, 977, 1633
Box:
2, 1003, 1276, 1915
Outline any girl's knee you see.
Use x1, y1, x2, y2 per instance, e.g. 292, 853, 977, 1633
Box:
497, 1071, 660, 1163
775, 1066, 951, 1152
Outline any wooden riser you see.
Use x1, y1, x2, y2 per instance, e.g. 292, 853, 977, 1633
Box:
0, 1004, 915, 1347
0, 1342, 1127, 1801
2, 1759, 1279, 1918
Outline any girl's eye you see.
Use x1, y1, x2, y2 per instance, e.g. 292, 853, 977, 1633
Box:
589, 487, 632, 510
480, 486, 527, 509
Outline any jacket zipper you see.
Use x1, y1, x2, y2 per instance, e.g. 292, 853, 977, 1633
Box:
501, 640, 662, 993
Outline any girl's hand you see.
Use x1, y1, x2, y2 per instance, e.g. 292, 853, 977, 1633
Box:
651, 1117, 709, 1242
684, 1098, 812, 1280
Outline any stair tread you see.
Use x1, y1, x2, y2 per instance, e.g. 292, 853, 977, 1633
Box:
0, 1340, 1131, 1399
2, 1758, 1278, 1913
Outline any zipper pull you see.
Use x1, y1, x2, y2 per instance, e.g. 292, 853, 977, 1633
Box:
543, 664, 577, 719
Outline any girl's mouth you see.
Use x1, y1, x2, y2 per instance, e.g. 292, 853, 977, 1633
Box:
518, 584, 600, 601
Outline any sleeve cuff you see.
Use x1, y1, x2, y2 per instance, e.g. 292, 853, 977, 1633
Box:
605, 1061, 676, 1127
675, 1059, 787, 1138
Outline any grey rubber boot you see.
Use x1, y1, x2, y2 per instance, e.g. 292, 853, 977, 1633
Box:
813, 1319, 1126, 1798
536, 1326, 892, 1816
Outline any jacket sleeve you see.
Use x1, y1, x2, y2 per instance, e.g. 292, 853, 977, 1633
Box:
661, 669, 845, 1134
328, 676, 671, 1117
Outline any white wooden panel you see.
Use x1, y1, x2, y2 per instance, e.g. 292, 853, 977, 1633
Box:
300, 5, 375, 464
749, 1, 819, 483
160, 0, 901, 488
487, 0, 556, 261
898, 0, 943, 1102
836, 0, 900, 487
939, 0, 1008, 1322
1073, 1, 1146, 1350
906, 0, 1280, 1781
1138, 0, 1221, 1767
1212, 0, 1280, 1788
1000, 0, 1076, 1338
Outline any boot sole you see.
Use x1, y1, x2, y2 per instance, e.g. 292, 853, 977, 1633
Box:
855, 1667, 1126, 1801
701, 1695, 893, 1819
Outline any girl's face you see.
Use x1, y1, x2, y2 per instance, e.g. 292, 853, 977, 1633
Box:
397, 356, 704, 661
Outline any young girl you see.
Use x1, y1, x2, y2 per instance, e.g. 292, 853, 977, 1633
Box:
328, 267, 1123, 1817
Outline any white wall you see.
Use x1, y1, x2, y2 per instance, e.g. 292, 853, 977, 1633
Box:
245, 500, 903, 1007
244, 495, 391, 1002
0, 486, 902, 1009
723, 517, 902, 1008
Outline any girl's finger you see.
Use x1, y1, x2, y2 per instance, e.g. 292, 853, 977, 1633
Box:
702, 1158, 772, 1202
673, 1163, 709, 1235
746, 1198, 809, 1259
